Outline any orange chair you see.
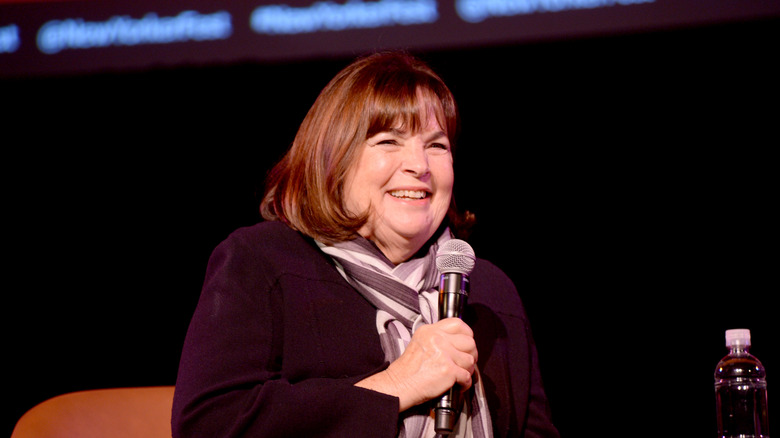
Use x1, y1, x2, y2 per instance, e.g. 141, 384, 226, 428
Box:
11, 386, 175, 438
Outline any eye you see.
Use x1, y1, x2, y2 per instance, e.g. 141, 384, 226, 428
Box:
427, 142, 450, 154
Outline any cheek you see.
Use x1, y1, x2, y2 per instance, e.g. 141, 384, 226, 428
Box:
442, 165, 456, 204
435, 162, 455, 197
343, 165, 384, 214
342, 169, 361, 214
344, 178, 368, 215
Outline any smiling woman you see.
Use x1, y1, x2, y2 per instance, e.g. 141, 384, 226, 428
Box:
260, 52, 464, 245
344, 114, 454, 264
171, 51, 560, 438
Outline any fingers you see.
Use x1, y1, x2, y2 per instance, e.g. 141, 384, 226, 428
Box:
448, 350, 475, 390
371, 317, 479, 411
407, 318, 478, 386
358, 317, 479, 412
435, 317, 474, 337
426, 318, 478, 365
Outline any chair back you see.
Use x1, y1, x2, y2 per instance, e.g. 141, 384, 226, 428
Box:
11, 386, 175, 438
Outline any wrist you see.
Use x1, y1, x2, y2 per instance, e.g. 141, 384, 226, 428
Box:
355, 369, 415, 412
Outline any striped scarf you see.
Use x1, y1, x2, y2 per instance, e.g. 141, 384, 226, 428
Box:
317, 229, 492, 438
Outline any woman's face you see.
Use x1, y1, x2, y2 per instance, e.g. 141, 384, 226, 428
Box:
343, 113, 454, 264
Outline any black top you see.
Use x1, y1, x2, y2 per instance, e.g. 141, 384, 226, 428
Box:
172, 221, 559, 437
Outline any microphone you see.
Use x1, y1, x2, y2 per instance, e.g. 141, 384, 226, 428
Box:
434, 239, 476, 435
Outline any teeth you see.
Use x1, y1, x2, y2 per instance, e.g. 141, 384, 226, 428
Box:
390, 190, 428, 199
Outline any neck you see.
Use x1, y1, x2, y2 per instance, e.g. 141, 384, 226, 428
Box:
357, 225, 447, 265
371, 239, 420, 265
357, 231, 430, 265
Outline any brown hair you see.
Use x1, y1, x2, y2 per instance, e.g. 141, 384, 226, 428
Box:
260, 51, 474, 243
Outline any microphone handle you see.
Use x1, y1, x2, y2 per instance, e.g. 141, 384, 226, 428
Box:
434, 272, 469, 435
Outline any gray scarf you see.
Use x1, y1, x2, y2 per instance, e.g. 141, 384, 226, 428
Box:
317, 229, 492, 438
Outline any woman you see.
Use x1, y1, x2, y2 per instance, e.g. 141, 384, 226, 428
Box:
172, 51, 558, 437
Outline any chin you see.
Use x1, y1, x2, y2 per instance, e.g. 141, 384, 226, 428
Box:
395, 225, 437, 243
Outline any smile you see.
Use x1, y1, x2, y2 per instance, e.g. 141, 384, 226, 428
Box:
389, 190, 429, 200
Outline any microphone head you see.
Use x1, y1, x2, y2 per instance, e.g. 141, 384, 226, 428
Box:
436, 239, 476, 275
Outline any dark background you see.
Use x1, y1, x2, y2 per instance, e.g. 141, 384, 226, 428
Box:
5, 12, 778, 438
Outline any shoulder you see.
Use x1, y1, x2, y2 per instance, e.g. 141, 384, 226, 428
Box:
222, 220, 305, 247
219, 221, 316, 260
469, 258, 525, 318
208, 221, 337, 281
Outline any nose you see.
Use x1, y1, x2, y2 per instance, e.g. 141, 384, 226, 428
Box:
402, 144, 430, 178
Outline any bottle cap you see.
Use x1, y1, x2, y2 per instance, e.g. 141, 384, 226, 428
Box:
725, 328, 751, 347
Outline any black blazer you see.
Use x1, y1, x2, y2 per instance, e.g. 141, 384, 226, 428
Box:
172, 221, 558, 437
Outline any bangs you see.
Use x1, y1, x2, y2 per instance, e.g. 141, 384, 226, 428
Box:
260, 51, 473, 243
364, 78, 457, 143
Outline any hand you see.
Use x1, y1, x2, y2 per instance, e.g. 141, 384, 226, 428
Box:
355, 317, 477, 412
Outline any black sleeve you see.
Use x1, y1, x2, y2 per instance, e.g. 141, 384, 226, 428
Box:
171, 229, 400, 438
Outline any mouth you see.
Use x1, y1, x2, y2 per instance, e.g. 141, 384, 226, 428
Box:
389, 190, 429, 200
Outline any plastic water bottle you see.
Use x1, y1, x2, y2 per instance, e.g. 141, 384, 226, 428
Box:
714, 328, 769, 438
